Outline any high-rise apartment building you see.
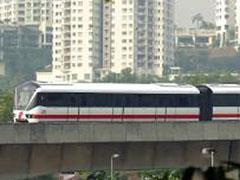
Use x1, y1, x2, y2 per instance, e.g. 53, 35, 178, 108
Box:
103, 0, 175, 77
39, 0, 53, 47
52, 0, 102, 82
0, 0, 19, 23
39, 0, 175, 83
236, 0, 240, 49
215, 0, 236, 47
0, 0, 53, 46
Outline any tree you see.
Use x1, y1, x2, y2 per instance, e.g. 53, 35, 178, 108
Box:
100, 68, 165, 83
0, 91, 13, 122
201, 21, 215, 29
192, 13, 215, 30
24, 174, 55, 180
140, 169, 181, 180
192, 13, 203, 29
227, 27, 236, 42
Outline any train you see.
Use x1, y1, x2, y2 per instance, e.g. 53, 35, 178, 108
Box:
13, 81, 240, 123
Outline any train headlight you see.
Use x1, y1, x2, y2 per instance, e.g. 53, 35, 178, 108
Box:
25, 114, 33, 118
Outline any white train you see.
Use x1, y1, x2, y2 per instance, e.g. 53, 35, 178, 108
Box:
13, 81, 240, 123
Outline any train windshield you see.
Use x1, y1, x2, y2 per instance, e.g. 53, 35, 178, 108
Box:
14, 82, 40, 110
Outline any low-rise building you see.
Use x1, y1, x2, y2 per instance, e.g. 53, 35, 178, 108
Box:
36, 65, 53, 83
175, 28, 216, 48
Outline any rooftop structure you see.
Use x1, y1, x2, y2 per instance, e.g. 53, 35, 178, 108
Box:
175, 28, 216, 48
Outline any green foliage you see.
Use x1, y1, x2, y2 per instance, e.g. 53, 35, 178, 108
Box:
99, 68, 167, 83
3, 48, 51, 79
212, 38, 220, 48
140, 169, 181, 180
175, 72, 240, 85
0, 91, 13, 122
0, 47, 51, 91
175, 49, 240, 74
23, 174, 55, 180
0, 74, 26, 91
192, 13, 204, 29
192, 13, 215, 30
0, 48, 50, 121
175, 49, 208, 73
86, 171, 126, 180
227, 27, 236, 42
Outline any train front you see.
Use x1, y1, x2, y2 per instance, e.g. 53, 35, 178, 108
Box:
13, 81, 40, 123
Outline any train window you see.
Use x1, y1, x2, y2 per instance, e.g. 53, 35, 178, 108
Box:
78, 94, 87, 106
213, 94, 239, 106
34, 93, 199, 108
87, 94, 113, 107
155, 95, 176, 107
139, 94, 157, 107
154, 94, 199, 107
112, 94, 125, 107
78, 93, 113, 107
36, 93, 70, 107
112, 94, 151, 107
69, 93, 78, 107
177, 95, 189, 106
124, 94, 140, 107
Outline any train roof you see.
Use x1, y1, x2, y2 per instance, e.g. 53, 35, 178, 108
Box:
32, 82, 200, 94
202, 84, 240, 94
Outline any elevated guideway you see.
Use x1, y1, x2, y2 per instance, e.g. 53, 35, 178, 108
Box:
0, 121, 240, 179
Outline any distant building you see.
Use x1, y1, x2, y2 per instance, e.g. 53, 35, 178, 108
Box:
44, 0, 175, 83
0, 24, 41, 49
0, 0, 53, 47
175, 28, 216, 48
51, 0, 102, 83
215, 0, 236, 47
36, 65, 53, 82
39, 0, 53, 47
103, 0, 175, 78
169, 66, 181, 81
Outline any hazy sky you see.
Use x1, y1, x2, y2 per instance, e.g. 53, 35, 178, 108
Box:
176, 0, 215, 27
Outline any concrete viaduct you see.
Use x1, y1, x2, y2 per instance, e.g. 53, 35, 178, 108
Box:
1, 121, 240, 179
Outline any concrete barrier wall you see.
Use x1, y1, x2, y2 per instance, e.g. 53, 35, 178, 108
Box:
0, 121, 240, 144
0, 121, 239, 179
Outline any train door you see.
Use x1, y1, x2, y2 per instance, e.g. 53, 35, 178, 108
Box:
112, 94, 124, 122
212, 94, 238, 121
165, 95, 177, 122
78, 93, 88, 122
156, 94, 170, 122
68, 93, 78, 121
175, 94, 199, 122
238, 95, 240, 120
197, 86, 213, 121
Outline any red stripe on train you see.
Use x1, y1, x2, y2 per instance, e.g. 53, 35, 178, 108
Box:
213, 114, 240, 118
32, 114, 199, 119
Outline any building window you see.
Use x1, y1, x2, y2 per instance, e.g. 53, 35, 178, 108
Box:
84, 73, 90, 80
